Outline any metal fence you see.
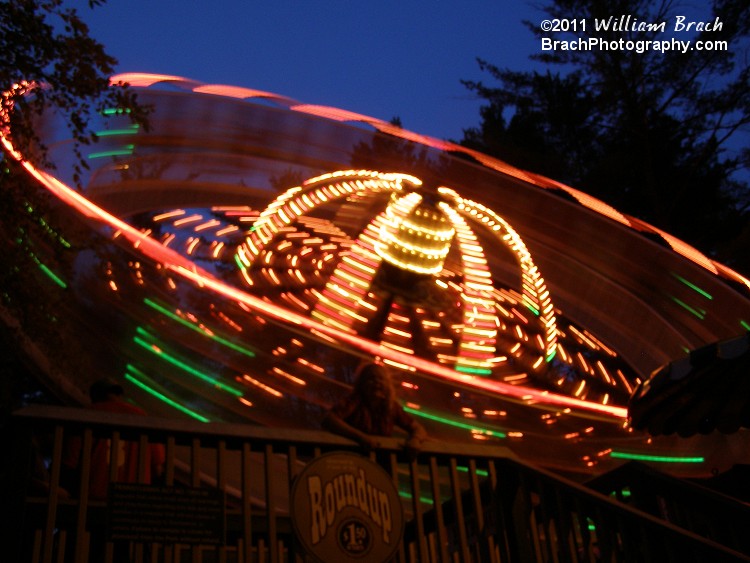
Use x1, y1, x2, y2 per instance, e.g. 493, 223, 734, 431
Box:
586, 460, 750, 556
4, 405, 749, 563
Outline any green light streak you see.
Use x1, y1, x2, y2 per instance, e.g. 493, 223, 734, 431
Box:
523, 300, 540, 316
404, 406, 506, 438
134, 330, 244, 397
610, 451, 704, 463
398, 490, 435, 505
741, 320, 750, 332
143, 298, 256, 359
36, 215, 71, 247
545, 350, 557, 363
234, 254, 248, 272
28, 252, 67, 288
88, 145, 135, 159
36, 262, 67, 288
670, 296, 706, 320
94, 125, 139, 137
125, 366, 210, 422
672, 273, 713, 300
456, 465, 489, 477
24, 201, 71, 248
455, 366, 493, 376
102, 107, 132, 115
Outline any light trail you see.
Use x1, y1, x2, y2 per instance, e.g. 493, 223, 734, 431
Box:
1, 132, 627, 421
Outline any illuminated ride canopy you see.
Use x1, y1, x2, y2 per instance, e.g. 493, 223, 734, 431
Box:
4, 73, 750, 478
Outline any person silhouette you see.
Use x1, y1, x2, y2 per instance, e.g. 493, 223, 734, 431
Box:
323, 363, 426, 455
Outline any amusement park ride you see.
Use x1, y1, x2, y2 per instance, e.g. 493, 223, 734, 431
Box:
4, 73, 750, 478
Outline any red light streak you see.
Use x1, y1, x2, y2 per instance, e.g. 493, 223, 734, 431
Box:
113, 73, 191, 87
1, 135, 629, 421
194, 84, 286, 101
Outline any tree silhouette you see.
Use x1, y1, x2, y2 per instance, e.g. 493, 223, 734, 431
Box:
349, 117, 439, 177
462, 0, 749, 266
0, 0, 148, 408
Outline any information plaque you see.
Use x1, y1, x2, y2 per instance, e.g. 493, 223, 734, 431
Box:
108, 483, 225, 545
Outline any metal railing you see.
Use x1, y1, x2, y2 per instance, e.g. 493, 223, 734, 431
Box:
586, 460, 750, 555
4, 405, 749, 562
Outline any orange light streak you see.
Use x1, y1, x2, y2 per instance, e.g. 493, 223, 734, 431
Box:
384, 327, 411, 339
173, 214, 203, 227
381, 342, 414, 355
382, 358, 416, 372
194, 219, 221, 232
186, 238, 200, 255
212, 242, 225, 259
3, 140, 628, 420
153, 209, 186, 222
596, 361, 613, 385
271, 367, 306, 386
241, 374, 283, 398
297, 358, 325, 374
503, 374, 528, 383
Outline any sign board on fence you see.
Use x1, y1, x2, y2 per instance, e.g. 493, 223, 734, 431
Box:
108, 483, 225, 545
291, 452, 404, 561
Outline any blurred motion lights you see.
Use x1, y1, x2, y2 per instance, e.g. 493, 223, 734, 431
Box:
376, 192, 455, 275
5, 74, 750, 478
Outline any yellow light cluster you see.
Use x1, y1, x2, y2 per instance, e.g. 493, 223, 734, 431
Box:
240, 170, 416, 266
375, 193, 455, 275
237, 170, 558, 378
438, 203, 498, 372
440, 189, 557, 361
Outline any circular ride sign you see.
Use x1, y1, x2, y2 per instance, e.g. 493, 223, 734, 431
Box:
291, 452, 404, 562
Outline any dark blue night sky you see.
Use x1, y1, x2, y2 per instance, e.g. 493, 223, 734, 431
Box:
69, 1, 542, 142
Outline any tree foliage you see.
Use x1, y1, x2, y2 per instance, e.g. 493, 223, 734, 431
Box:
1, 0, 149, 180
462, 0, 750, 262
0, 0, 148, 405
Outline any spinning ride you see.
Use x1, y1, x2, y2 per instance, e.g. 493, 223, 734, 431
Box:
4, 73, 750, 477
